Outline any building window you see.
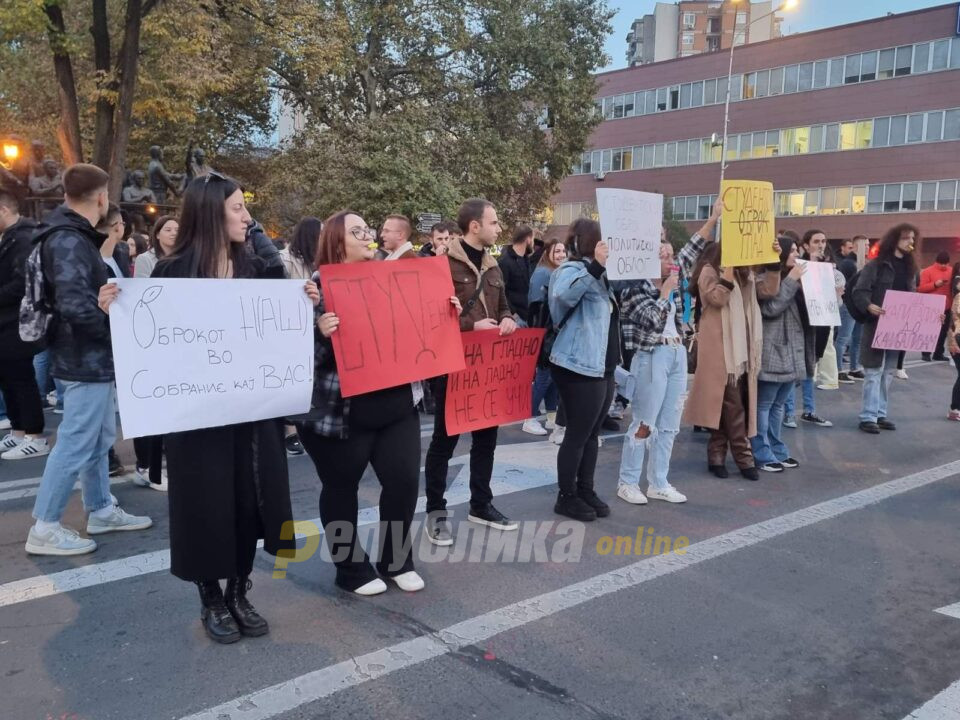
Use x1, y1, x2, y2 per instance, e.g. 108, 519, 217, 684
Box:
804, 190, 820, 216
665, 142, 677, 166
736, 12, 747, 25
682, 32, 695, 48
839, 122, 857, 151
895, 45, 912, 76
844, 54, 861, 84
852, 187, 866, 213
644, 90, 656, 114
691, 81, 704, 107
752, 132, 766, 159
938, 180, 957, 211
769, 66, 784, 96
944, 109, 960, 139
656, 87, 668, 112
835, 187, 852, 214
688, 139, 701, 164
932, 39, 951, 70
872, 117, 890, 147
920, 182, 937, 210
783, 65, 799, 94
820, 187, 837, 215
642, 145, 654, 169
906, 114, 924, 144
743, 73, 757, 99
877, 48, 895, 79
704, 78, 717, 104
927, 111, 944, 141
883, 184, 901, 213
683, 12, 696, 29
901, 183, 918, 211
860, 51, 878, 81
828, 57, 844, 86
676, 141, 688, 166
653, 144, 665, 167
669, 86, 680, 110
855, 120, 873, 149
798, 62, 814, 91
888, 115, 907, 146
601, 149, 612, 173
912, 43, 930, 74
580, 152, 592, 175
867, 185, 884, 213
603, 97, 614, 119
813, 60, 828, 89
809, 125, 824, 153
755, 70, 769, 98
952, 38, 960, 69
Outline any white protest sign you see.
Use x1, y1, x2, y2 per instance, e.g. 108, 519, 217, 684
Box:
596, 188, 663, 280
108, 278, 314, 438
798, 260, 842, 326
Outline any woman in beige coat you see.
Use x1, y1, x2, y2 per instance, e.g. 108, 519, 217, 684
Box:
684, 242, 780, 481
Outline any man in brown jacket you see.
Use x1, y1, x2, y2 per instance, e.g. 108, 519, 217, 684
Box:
423, 198, 517, 545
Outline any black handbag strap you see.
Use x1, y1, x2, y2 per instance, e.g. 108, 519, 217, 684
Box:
554, 298, 580, 331
460, 268, 489, 318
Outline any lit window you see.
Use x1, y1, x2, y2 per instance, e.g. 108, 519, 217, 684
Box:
821, 188, 836, 215
839, 122, 857, 151
835, 187, 852, 215
743, 73, 757, 99
852, 187, 866, 213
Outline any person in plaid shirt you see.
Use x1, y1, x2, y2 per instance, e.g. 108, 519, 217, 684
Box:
616, 199, 722, 506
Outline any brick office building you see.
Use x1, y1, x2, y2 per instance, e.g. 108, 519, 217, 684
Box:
550, 3, 960, 262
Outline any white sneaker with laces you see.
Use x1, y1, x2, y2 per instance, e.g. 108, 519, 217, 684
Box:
133, 467, 169, 492
2, 437, 50, 460
1, 432, 20, 451
522, 419, 548, 436
895, 369, 909, 380
389, 571, 425, 592
646, 485, 687, 503
617, 483, 648, 505
25, 525, 97, 556
86, 506, 153, 535
550, 426, 566, 445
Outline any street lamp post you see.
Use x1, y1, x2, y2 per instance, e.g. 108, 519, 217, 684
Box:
719, 0, 797, 184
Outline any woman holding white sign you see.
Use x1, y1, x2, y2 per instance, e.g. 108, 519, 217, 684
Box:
100, 173, 319, 645
297, 210, 461, 597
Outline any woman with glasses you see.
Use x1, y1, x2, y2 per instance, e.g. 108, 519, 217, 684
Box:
101, 173, 319, 644
296, 211, 460, 596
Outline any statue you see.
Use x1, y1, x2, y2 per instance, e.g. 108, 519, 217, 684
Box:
121, 170, 157, 204
28, 140, 46, 181
147, 145, 181, 202
28, 158, 64, 213
181, 144, 213, 190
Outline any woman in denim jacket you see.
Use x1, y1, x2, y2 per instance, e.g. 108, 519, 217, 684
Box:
547, 219, 619, 522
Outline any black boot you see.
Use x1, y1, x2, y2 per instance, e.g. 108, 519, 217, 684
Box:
196, 581, 241, 644
554, 491, 597, 521
708, 464, 729, 478
577, 487, 610, 517
225, 577, 269, 637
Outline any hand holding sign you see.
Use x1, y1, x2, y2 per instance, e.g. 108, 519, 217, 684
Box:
798, 260, 841, 326
720, 180, 779, 267
596, 189, 663, 280
872, 290, 943, 352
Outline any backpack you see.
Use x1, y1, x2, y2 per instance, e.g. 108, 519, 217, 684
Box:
843, 268, 871, 324
18, 230, 57, 347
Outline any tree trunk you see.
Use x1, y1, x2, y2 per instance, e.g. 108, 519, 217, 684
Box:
91, 0, 115, 171
43, 2, 83, 165
108, 0, 143, 201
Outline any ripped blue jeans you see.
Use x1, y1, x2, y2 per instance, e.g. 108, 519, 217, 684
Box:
618, 344, 687, 490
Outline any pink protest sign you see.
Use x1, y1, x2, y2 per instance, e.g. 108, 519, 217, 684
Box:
871, 290, 944, 352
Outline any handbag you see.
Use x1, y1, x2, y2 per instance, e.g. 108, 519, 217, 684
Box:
538, 300, 581, 368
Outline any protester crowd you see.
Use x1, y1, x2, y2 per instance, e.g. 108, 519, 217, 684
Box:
0, 162, 952, 646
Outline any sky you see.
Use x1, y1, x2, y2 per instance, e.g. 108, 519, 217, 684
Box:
602, 0, 953, 70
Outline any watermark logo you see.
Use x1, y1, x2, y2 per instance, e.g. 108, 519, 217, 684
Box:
595, 526, 688, 556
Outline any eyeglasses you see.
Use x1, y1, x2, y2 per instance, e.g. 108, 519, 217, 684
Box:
349, 226, 376, 240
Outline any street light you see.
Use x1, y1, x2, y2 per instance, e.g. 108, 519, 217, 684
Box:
719, 0, 799, 184
2, 143, 19, 166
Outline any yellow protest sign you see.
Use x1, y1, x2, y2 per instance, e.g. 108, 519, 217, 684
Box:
720, 180, 779, 267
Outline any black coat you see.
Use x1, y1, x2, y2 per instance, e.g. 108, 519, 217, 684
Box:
39, 205, 114, 382
0, 216, 38, 359
152, 249, 294, 581
497, 245, 534, 317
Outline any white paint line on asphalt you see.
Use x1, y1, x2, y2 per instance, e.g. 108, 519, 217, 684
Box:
935, 602, 960, 621
0, 443, 561, 609
902, 679, 960, 719
179, 458, 960, 720
0, 474, 132, 503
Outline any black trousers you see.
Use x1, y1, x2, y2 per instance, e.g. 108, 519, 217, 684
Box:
424, 376, 497, 514
952, 353, 960, 411
551, 365, 615, 495
0, 356, 44, 435
935, 315, 951, 357
300, 410, 420, 592
133, 435, 164, 483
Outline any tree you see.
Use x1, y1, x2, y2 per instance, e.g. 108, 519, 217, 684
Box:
258, 0, 612, 229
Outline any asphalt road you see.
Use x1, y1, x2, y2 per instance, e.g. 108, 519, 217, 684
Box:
1, 355, 959, 720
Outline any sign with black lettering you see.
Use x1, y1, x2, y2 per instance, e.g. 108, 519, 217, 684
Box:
719, 180, 779, 267
445, 328, 544, 435
108, 278, 314, 438
596, 188, 663, 280
872, 290, 943, 352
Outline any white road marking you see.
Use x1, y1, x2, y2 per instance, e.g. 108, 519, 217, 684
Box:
178, 458, 960, 720
0, 474, 132, 503
902, 681, 960, 718
0, 443, 561, 609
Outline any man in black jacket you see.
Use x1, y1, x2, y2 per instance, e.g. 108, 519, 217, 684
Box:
0, 191, 47, 461
26, 164, 152, 557
497, 224, 536, 322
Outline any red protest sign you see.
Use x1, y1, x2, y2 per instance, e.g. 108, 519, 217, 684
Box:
320, 256, 465, 397
445, 328, 545, 435
872, 290, 943, 352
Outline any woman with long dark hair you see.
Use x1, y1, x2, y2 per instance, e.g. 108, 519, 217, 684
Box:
134, 215, 178, 278
105, 174, 317, 644
280, 216, 323, 280
685, 241, 780, 481
751, 237, 808, 472
523, 238, 567, 436
296, 210, 461, 596
547, 219, 618, 521
851, 223, 920, 433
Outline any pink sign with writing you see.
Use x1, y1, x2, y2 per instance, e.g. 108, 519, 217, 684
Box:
871, 290, 943, 353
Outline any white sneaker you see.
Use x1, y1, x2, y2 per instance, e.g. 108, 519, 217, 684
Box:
550, 426, 566, 445
2, 437, 50, 460
647, 485, 687, 503
522, 419, 548, 436
86, 506, 153, 535
608, 400, 625, 420
0, 432, 20, 451
0, 417, 10, 430
545, 417, 556, 430
354, 578, 388, 596
895, 369, 909, 380
46, 391, 58, 407
389, 571, 425, 592
133, 467, 169, 492
617, 483, 648, 505
25, 525, 97, 556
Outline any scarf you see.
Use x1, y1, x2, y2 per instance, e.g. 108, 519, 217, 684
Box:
721, 272, 763, 385
385, 241, 414, 261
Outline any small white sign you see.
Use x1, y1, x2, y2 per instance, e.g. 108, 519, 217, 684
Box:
799, 260, 842, 327
108, 278, 314, 438
596, 188, 663, 280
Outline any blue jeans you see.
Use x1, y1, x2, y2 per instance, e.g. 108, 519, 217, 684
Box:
860, 351, 898, 423
32, 381, 116, 523
0, 392, 6, 420
619, 345, 687, 490
33, 350, 64, 407
531, 367, 558, 417
784, 377, 814, 417
835, 306, 857, 372
751, 380, 794, 464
